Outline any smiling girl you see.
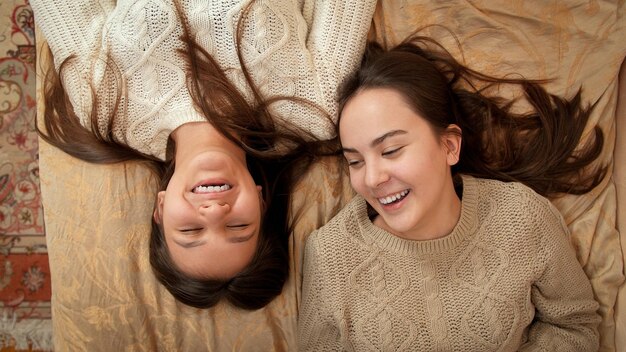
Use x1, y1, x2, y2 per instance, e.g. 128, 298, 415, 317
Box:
298, 38, 604, 351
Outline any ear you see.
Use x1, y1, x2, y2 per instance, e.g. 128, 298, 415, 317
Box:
256, 185, 266, 212
442, 124, 462, 166
153, 191, 166, 224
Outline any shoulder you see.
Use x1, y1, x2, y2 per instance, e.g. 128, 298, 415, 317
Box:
470, 176, 555, 213
470, 175, 534, 198
304, 195, 368, 262
467, 175, 569, 238
306, 196, 366, 245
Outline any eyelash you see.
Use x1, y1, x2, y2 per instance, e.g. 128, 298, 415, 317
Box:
180, 224, 248, 235
382, 146, 403, 156
347, 159, 362, 167
227, 224, 248, 230
347, 146, 404, 167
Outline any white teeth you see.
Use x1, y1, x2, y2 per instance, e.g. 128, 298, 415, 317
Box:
378, 189, 409, 205
194, 184, 231, 193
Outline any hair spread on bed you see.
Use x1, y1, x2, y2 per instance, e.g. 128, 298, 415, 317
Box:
38, 0, 332, 310
336, 36, 607, 197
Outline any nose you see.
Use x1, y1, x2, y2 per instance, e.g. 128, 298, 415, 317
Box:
364, 161, 389, 188
198, 202, 231, 219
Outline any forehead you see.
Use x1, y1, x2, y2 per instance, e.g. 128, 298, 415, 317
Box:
339, 88, 428, 140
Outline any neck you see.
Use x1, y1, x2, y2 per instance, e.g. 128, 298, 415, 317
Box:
424, 187, 461, 240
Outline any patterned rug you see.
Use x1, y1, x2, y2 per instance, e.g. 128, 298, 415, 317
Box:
0, 0, 52, 350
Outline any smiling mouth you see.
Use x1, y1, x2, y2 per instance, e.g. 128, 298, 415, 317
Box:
193, 184, 231, 193
378, 189, 410, 205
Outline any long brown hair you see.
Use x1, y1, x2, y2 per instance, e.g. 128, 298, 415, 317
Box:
38, 1, 326, 310
336, 37, 606, 197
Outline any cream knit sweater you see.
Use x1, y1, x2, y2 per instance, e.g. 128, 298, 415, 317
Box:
32, 0, 376, 160
299, 176, 600, 351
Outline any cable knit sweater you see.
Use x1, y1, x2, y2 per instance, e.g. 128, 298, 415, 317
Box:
299, 176, 600, 351
31, 0, 376, 160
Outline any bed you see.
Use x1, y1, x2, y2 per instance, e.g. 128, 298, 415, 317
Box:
36, 0, 625, 350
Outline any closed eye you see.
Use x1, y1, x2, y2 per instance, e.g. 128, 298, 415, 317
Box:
343, 152, 364, 168
180, 228, 202, 233
346, 159, 364, 168
227, 224, 249, 230
382, 146, 404, 157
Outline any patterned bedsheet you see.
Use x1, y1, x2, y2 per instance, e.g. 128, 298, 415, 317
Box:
0, 1, 51, 350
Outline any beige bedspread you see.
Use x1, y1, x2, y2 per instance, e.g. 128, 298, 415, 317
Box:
38, 0, 626, 350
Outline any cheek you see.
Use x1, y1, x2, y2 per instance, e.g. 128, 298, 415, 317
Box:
404, 145, 445, 174
240, 190, 263, 219
405, 155, 431, 176
162, 193, 193, 226
162, 203, 187, 229
348, 169, 366, 194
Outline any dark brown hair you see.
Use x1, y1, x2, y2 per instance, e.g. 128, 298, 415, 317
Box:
38, 1, 326, 310
336, 37, 606, 197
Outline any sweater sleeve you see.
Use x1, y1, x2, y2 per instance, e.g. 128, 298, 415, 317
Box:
31, 0, 114, 68
305, 0, 377, 118
33, 1, 207, 159
298, 230, 345, 351
213, 0, 377, 140
31, 0, 115, 126
519, 197, 600, 352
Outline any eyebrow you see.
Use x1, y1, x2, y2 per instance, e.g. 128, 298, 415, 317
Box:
342, 130, 407, 153
173, 231, 255, 249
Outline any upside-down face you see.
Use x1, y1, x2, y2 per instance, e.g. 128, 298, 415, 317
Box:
155, 122, 262, 279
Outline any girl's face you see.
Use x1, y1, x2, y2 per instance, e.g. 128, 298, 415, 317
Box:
339, 88, 461, 240
155, 123, 262, 279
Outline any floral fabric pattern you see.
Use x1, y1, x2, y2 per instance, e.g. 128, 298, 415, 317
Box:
0, 0, 52, 350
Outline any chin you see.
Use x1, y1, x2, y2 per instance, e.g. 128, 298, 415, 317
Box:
376, 216, 407, 236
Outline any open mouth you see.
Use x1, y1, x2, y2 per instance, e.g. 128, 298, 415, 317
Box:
192, 183, 231, 193
378, 189, 410, 205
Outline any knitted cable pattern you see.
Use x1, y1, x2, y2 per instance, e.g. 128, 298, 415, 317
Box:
299, 175, 600, 352
31, 0, 377, 160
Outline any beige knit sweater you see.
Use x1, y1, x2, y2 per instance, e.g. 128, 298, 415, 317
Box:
32, 0, 376, 160
299, 176, 600, 351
